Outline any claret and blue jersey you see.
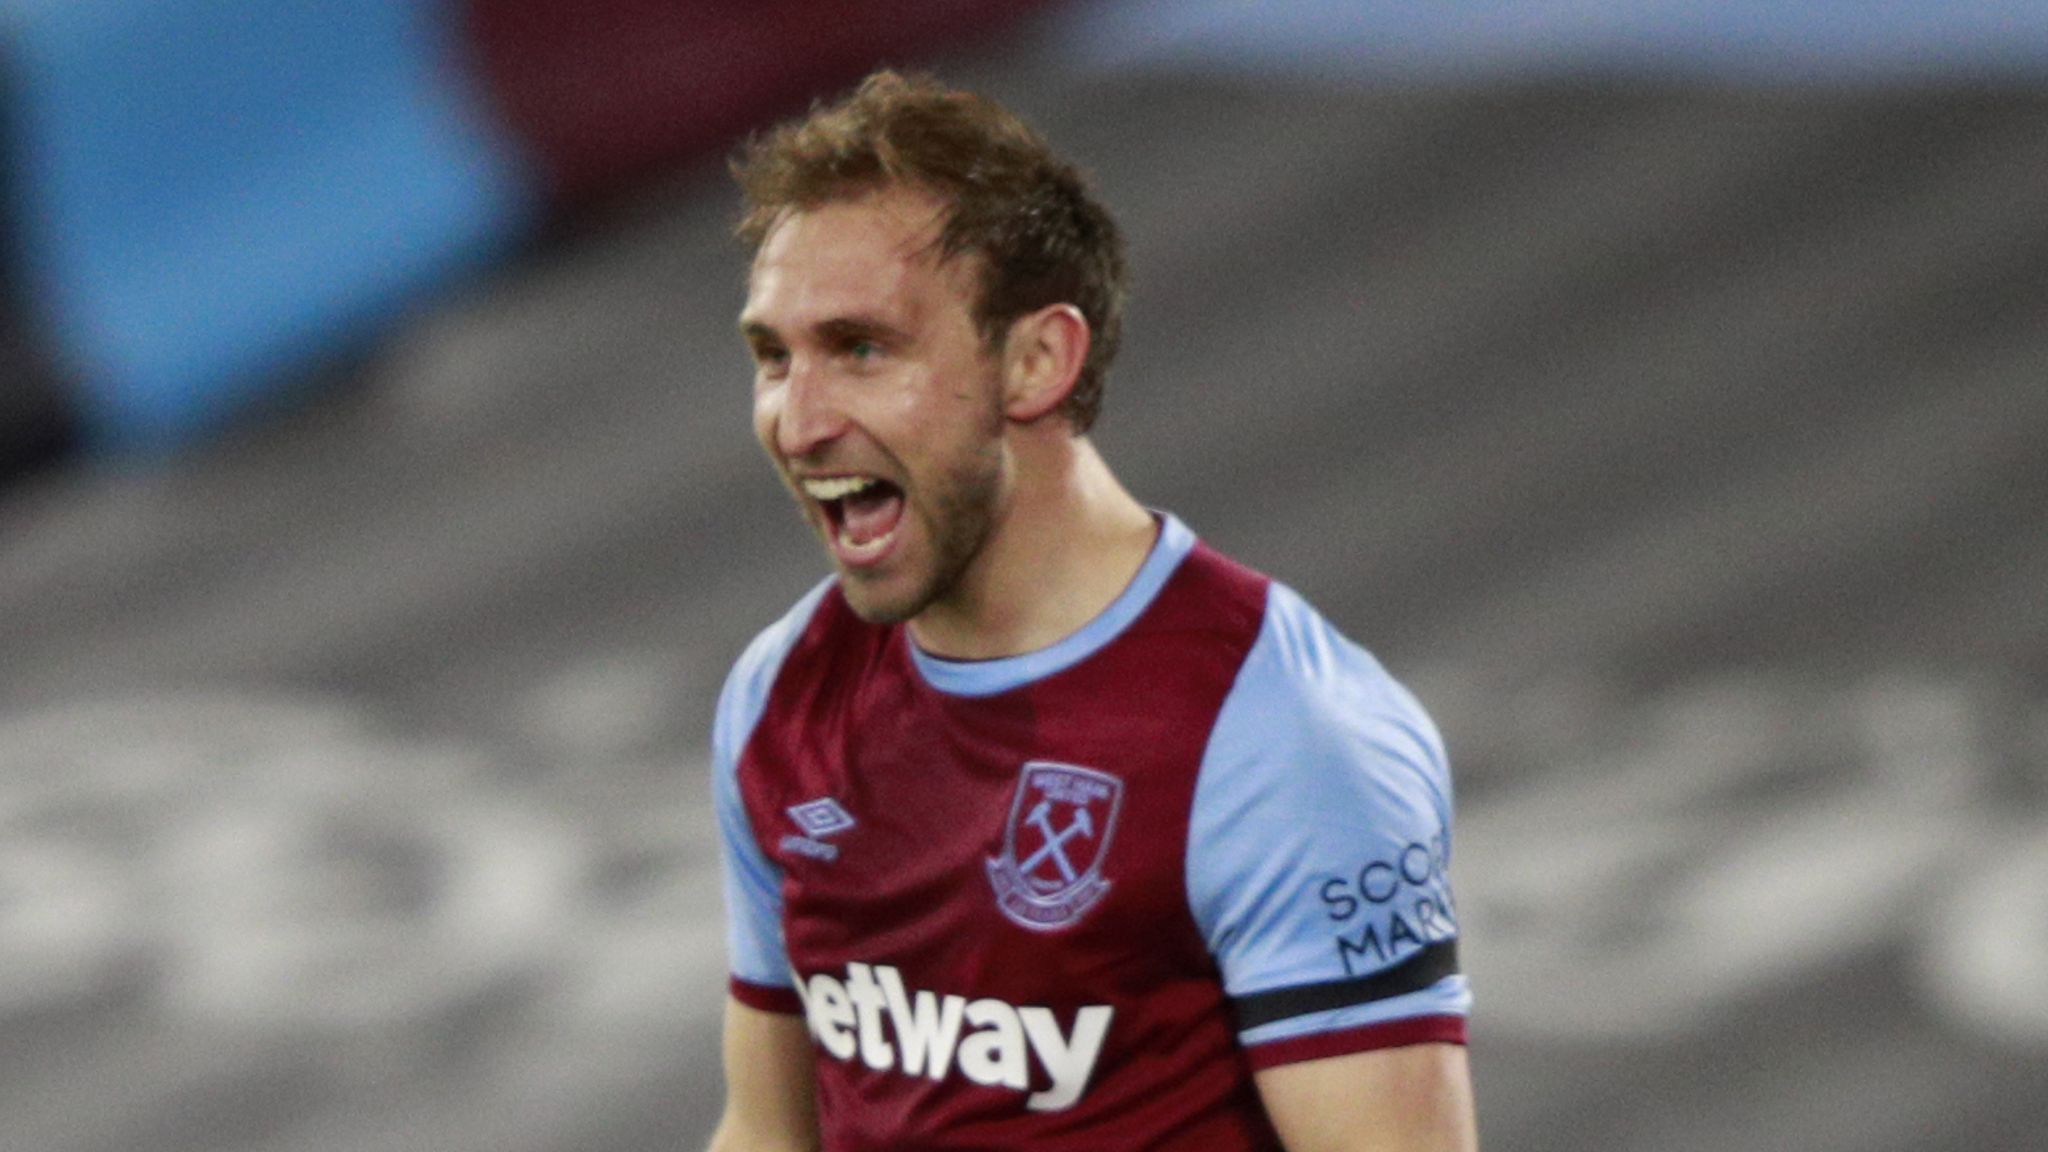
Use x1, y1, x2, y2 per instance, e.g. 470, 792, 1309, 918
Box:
714, 514, 1470, 1150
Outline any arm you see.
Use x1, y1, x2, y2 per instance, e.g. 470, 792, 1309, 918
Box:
707, 999, 819, 1152
1255, 1043, 1477, 1152
710, 593, 832, 1150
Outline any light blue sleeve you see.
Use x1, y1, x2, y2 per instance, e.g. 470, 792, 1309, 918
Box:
713, 579, 834, 990
1188, 583, 1471, 1047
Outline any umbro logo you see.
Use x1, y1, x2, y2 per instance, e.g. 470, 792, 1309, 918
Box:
782, 797, 856, 861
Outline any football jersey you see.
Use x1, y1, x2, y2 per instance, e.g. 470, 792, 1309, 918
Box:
714, 514, 1469, 1150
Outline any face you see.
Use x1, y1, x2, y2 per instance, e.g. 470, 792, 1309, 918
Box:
740, 187, 1010, 624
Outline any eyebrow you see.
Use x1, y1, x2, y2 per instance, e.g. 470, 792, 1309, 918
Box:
739, 314, 908, 346
816, 316, 906, 345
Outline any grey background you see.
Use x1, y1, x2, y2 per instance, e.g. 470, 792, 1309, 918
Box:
2, 38, 2044, 1152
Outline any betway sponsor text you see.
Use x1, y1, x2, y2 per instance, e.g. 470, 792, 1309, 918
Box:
793, 962, 1112, 1112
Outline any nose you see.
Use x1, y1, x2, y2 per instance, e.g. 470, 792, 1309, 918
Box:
769, 356, 848, 460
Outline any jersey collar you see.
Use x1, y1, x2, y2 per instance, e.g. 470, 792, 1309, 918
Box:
907, 512, 1196, 697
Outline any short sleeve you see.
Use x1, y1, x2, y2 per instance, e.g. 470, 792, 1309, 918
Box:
1187, 583, 1471, 1070
713, 579, 832, 1010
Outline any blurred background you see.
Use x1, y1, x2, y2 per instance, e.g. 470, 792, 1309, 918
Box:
3, 1, 2046, 1149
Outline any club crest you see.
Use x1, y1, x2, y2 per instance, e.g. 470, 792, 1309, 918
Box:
986, 762, 1124, 931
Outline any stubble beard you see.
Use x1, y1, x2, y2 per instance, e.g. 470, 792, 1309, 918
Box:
838, 384, 1007, 626
839, 437, 1003, 626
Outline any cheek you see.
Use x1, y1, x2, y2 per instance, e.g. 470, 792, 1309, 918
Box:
751, 392, 781, 453
909, 361, 1001, 428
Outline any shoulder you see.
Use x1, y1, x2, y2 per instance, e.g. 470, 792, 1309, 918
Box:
1148, 537, 1271, 638
1186, 580, 1455, 964
1185, 581, 1469, 1041
1221, 580, 1448, 804
712, 577, 839, 771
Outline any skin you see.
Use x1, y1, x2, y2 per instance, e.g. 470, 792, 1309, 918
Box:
1256, 1045, 1479, 1152
707, 1005, 817, 1152
739, 185, 1155, 658
718, 184, 1478, 1150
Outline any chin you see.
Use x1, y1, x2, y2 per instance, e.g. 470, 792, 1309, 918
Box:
835, 571, 929, 626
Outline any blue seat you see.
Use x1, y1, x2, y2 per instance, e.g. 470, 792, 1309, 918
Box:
6, 0, 537, 451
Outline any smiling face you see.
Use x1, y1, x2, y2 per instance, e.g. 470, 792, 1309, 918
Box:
741, 186, 1012, 625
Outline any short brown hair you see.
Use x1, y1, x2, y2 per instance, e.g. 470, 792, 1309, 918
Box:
732, 71, 1127, 432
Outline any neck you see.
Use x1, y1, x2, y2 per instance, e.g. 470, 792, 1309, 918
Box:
908, 431, 1156, 661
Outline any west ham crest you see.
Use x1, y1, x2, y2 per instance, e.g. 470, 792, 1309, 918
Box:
986, 761, 1124, 931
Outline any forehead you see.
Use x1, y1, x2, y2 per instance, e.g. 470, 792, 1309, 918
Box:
742, 188, 977, 332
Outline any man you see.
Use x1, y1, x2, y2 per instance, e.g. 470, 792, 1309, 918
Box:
711, 71, 1477, 1151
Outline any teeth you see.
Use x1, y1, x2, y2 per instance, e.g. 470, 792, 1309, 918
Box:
802, 476, 878, 501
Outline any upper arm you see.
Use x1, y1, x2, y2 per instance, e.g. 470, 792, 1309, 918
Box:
716, 584, 835, 993
709, 999, 819, 1152
1190, 584, 1471, 1067
1255, 1043, 1477, 1152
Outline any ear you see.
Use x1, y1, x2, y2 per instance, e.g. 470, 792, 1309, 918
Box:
999, 304, 1091, 424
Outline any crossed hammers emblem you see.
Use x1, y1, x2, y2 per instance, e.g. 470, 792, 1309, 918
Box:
1018, 797, 1095, 885
987, 765, 1121, 929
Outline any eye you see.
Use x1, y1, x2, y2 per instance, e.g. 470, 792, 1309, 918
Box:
847, 338, 882, 362
751, 343, 790, 376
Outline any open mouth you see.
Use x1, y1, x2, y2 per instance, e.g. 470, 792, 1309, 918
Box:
802, 475, 906, 564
